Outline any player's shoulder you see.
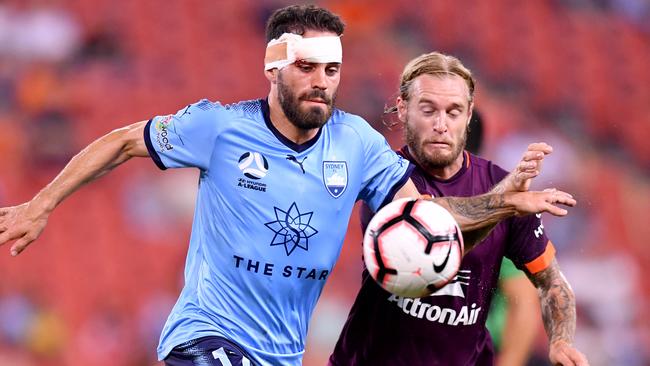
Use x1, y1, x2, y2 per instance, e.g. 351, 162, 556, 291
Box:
467, 152, 509, 183
186, 98, 262, 118
223, 98, 264, 117
328, 108, 379, 137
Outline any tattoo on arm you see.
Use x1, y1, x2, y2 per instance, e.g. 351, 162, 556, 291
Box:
489, 174, 511, 194
433, 194, 514, 232
527, 259, 576, 345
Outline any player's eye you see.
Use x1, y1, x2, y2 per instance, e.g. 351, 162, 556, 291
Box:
295, 61, 314, 72
448, 109, 461, 118
326, 66, 340, 76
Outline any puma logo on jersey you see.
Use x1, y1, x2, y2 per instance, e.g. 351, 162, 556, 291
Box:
286, 154, 307, 174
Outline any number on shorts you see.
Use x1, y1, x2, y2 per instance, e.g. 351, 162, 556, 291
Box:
212, 347, 251, 366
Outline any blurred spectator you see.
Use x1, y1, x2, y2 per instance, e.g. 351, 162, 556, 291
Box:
0, 292, 36, 345
24, 109, 77, 169
0, 1, 80, 62
562, 254, 648, 365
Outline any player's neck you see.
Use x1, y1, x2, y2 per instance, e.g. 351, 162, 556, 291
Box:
427, 162, 462, 181
267, 92, 320, 145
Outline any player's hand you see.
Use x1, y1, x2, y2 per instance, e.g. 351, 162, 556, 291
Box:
549, 340, 589, 366
496, 143, 553, 193
508, 188, 576, 217
0, 201, 50, 256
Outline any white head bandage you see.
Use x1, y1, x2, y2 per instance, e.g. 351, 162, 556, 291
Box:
264, 33, 342, 71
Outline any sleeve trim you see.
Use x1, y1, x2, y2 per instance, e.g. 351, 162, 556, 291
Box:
378, 162, 416, 209
143, 119, 167, 170
524, 240, 556, 274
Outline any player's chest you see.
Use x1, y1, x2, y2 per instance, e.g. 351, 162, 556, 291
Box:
211, 132, 360, 203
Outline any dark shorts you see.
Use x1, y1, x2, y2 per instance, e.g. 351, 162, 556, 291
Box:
164, 336, 254, 366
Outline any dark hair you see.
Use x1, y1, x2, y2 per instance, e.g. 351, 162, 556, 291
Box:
265, 5, 345, 42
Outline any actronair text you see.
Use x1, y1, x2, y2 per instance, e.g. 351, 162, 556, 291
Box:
387, 294, 481, 326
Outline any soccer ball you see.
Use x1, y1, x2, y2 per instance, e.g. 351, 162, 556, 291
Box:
363, 198, 464, 298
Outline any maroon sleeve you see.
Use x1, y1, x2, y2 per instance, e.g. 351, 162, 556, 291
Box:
504, 213, 554, 274
490, 160, 555, 274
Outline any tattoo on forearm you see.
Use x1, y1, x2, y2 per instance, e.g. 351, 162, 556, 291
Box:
529, 259, 576, 345
441, 194, 506, 220
489, 175, 510, 194
435, 194, 514, 234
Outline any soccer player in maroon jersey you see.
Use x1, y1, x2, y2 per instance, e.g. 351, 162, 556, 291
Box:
329, 52, 589, 366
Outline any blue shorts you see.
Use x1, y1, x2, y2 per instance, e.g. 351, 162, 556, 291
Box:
164, 336, 254, 366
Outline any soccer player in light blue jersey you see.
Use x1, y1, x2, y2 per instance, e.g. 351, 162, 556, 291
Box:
0, 5, 577, 366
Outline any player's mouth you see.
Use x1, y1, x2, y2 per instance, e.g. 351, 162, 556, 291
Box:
304, 98, 327, 104
425, 141, 452, 148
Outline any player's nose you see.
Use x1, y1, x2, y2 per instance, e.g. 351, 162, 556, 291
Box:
432, 111, 448, 133
311, 67, 328, 90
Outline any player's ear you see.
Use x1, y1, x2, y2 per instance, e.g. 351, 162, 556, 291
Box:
265, 68, 278, 84
396, 97, 408, 123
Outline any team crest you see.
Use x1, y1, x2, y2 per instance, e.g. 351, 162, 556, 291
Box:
323, 161, 348, 198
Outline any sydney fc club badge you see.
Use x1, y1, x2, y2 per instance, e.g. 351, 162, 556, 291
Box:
323, 161, 348, 198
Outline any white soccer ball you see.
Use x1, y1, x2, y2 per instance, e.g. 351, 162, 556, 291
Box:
363, 198, 464, 298
238, 152, 268, 179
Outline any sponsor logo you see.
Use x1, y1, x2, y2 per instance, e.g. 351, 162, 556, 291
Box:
154, 115, 178, 151
387, 294, 482, 326
265, 202, 318, 256
534, 213, 545, 238
237, 152, 268, 192
431, 269, 470, 298
238, 152, 268, 179
323, 161, 348, 198
232, 255, 329, 281
286, 154, 307, 174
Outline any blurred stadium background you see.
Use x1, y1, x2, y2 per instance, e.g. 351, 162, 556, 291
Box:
0, 0, 648, 365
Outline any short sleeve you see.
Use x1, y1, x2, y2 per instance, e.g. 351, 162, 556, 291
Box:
354, 118, 413, 211
504, 213, 555, 274
144, 99, 228, 171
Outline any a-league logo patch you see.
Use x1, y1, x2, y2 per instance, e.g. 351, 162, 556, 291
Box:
322, 161, 348, 198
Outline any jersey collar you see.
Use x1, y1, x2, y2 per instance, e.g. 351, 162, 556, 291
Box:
260, 98, 324, 153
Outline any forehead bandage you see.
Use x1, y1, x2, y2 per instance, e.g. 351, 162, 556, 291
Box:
264, 33, 342, 71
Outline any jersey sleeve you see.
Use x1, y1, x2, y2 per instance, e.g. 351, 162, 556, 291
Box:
489, 161, 556, 274
504, 213, 555, 274
354, 117, 413, 212
144, 99, 228, 171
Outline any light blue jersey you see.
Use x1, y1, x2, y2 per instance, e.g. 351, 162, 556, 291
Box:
144, 99, 411, 365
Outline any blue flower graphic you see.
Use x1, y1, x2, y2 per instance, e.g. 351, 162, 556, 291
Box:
265, 202, 318, 256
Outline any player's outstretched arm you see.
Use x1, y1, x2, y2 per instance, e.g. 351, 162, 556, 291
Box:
491, 142, 553, 194
527, 259, 589, 366
394, 181, 576, 250
432, 189, 575, 232
0, 121, 149, 256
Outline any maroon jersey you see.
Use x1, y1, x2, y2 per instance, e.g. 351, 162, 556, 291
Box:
329, 147, 555, 366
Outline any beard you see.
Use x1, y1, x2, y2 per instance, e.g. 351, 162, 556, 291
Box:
277, 74, 335, 130
405, 116, 468, 171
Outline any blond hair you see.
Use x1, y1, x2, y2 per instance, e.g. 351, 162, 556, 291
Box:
386, 52, 475, 114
